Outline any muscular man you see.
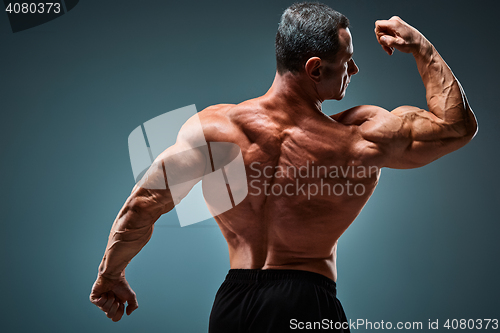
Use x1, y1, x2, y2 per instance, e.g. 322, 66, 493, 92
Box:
90, 3, 477, 332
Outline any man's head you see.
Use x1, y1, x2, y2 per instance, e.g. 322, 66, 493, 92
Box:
275, 2, 358, 100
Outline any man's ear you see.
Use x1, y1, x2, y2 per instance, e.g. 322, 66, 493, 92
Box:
304, 57, 322, 83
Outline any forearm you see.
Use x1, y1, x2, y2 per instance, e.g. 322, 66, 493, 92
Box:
413, 38, 477, 135
98, 210, 154, 279
98, 188, 172, 279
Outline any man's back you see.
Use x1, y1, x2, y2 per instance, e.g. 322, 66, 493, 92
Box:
89, 9, 477, 326
202, 98, 380, 281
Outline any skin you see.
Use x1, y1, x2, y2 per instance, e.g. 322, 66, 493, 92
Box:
90, 18, 477, 321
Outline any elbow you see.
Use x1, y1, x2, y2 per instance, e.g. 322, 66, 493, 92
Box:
449, 106, 478, 141
126, 188, 174, 219
463, 106, 478, 140
467, 123, 478, 141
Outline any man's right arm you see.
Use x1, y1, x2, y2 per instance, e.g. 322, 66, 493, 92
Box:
351, 17, 477, 169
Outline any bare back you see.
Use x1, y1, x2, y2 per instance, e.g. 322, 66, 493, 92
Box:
200, 99, 381, 281
90, 16, 477, 322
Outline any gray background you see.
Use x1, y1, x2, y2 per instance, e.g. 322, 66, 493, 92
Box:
1, 0, 498, 332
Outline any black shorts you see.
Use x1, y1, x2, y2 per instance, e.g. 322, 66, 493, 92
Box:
209, 269, 350, 333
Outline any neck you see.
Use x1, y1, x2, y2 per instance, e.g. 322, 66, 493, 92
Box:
264, 71, 324, 116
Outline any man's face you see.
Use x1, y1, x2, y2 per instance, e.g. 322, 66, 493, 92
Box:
320, 28, 359, 100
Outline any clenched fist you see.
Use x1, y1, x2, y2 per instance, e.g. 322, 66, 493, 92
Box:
89, 275, 139, 322
375, 16, 430, 56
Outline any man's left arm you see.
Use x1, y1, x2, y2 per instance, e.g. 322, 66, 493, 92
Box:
89, 185, 173, 319
90, 114, 209, 322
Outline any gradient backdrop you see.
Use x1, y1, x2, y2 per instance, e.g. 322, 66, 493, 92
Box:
1, 0, 499, 332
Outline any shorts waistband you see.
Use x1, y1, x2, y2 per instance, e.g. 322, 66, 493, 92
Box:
225, 269, 336, 293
